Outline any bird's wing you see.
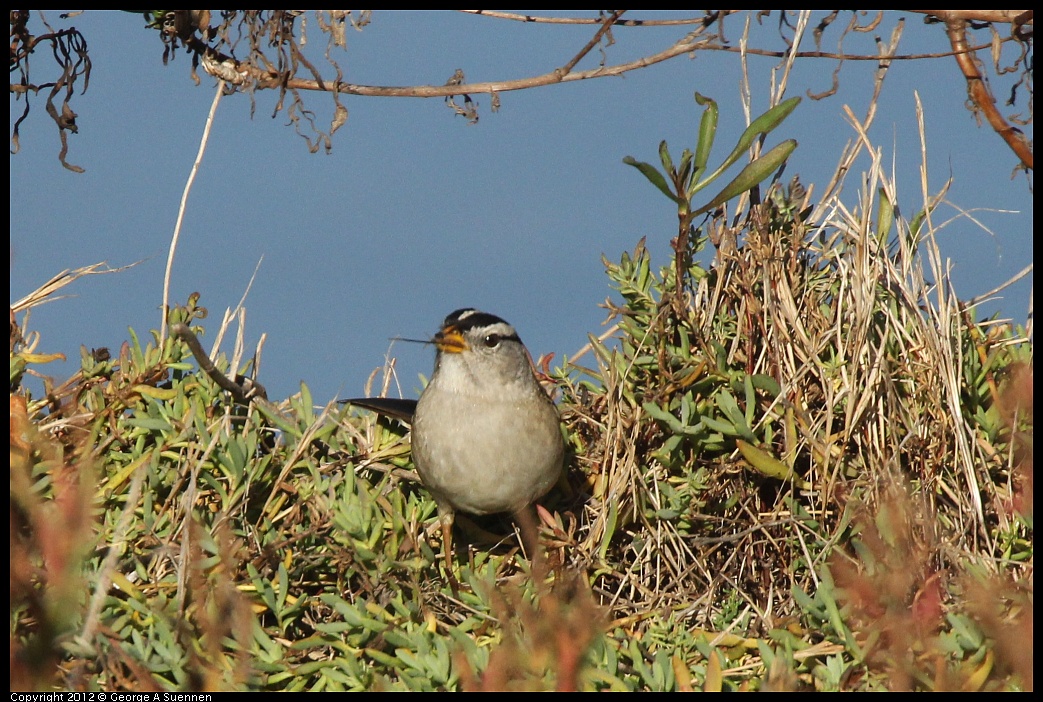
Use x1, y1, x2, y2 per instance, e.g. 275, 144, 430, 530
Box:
341, 397, 417, 424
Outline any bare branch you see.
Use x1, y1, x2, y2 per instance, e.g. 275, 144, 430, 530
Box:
944, 18, 1033, 170
172, 323, 267, 405
12, 10, 1033, 168
259, 35, 1013, 101
458, 10, 728, 27
908, 10, 1034, 26
557, 10, 626, 77
274, 32, 719, 98
715, 38, 1014, 62
166, 11, 1025, 116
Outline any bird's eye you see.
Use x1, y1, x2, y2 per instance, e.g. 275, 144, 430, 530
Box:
483, 334, 501, 348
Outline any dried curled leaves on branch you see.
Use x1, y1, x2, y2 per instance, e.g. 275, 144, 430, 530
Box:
9, 10, 1034, 169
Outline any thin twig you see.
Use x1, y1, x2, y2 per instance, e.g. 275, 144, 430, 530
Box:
78, 463, 147, 649
966, 264, 1034, 307
459, 10, 726, 26
161, 79, 226, 343
171, 322, 268, 404
569, 322, 621, 364
557, 10, 626, 77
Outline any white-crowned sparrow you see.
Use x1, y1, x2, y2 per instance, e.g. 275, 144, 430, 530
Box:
347, 308, 565, 567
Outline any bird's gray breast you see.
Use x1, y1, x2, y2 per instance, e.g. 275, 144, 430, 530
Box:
412, 387, 563, 515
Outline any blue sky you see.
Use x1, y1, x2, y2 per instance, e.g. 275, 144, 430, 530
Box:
10, 11, 1033, 404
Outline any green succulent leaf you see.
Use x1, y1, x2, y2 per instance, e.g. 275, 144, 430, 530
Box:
736, 439, 809, 487
623, 155, 680, 203
693, 92, 719, 183
694, 139, 798, 216
876, 187, 894, 243
694, 96, 801, 192
658, 140, 675, 177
